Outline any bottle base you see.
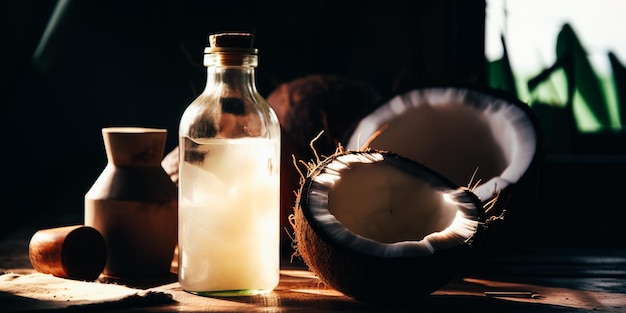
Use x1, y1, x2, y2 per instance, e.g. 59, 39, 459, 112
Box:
186, 288, 274, 297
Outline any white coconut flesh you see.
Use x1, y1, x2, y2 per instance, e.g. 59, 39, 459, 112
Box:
301, 151, 483, 258
345, 87, 538, 205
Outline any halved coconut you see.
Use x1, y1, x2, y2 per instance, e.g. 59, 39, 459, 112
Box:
345, 86, 543, 252
291, 86, 542, 304
293, 149, 485, 304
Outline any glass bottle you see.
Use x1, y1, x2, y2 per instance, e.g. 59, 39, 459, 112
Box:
177, 32, 281, 296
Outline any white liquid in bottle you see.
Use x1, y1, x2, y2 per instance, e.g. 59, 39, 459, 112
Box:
178, 137, 280, 295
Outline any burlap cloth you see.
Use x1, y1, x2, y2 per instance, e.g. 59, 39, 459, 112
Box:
0, 272, 175, 312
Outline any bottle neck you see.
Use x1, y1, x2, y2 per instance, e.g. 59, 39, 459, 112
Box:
203, 52, 258, 67
203, 53, 259, 96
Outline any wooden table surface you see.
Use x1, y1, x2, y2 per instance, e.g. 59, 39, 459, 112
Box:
1, 214, 625, 313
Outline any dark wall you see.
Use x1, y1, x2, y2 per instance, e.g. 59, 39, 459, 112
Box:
1, 0, 487, 236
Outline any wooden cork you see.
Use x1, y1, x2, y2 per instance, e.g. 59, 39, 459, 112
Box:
29, 225, 107, 281
209, 32, 254, 49
204, 32, 258, 66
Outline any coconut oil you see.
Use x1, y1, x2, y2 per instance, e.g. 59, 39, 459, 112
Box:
177, 33, 281, 296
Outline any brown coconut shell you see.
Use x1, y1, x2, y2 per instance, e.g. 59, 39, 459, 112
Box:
293, 150, 485, 305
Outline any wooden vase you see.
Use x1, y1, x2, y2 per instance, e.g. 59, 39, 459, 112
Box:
84, 127, 178, 280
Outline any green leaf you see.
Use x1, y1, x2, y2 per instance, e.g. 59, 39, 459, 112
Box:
609, 51, 626, 127
488, 35, 518, 96
527, 56, 567, 99
556, 23, 611, 128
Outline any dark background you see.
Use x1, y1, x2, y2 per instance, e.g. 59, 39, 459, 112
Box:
2, 0, 624, 249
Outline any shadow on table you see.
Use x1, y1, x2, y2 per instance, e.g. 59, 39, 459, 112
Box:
210, 291, 587, 313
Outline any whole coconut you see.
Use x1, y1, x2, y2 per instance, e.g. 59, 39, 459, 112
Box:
266, 74, 383, 254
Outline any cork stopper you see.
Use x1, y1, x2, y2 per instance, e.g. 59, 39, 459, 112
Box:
209, 32, 254, 49
205, 32, 258, 54
29, 225, 107, 281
